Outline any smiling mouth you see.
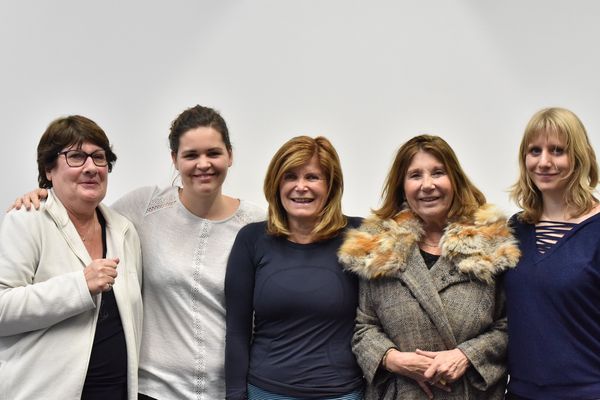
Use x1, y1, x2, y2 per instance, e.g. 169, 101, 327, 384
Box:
193, 173, 214, 179
536, 173, 558, 178
291, 198, 314, 203
419, 197, 439, 202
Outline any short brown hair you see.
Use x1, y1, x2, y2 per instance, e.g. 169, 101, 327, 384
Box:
511, 107, 599, 223
263, 136, 346, 241
374, 134, 485, 220
37, 115, 117, 189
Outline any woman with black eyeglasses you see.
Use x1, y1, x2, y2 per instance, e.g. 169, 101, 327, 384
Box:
0, 115, 143, 399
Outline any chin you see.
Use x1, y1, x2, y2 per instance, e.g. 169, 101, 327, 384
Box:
80, 190, 105, 200
193, 187, 219, 196
288, 212, 318, 220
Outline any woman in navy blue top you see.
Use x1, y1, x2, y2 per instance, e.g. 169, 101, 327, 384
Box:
504, 107, 600, 400
225, 136, 364, 399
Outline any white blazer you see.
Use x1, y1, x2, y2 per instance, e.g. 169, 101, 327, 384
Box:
0, 189, 143, 400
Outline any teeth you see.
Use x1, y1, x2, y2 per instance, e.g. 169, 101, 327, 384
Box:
292, 198, 313, 203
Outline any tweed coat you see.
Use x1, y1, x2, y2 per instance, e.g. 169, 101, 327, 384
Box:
338, 204, 520, 400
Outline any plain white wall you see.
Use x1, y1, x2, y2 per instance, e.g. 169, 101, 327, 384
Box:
2, 1, 599, 225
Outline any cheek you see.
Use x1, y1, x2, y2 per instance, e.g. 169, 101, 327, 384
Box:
403, 182, 416, 200
317, 183, 328, 198
524, 156, 536, 169
278, 183, 288, 199
559, 156, 571, 170
442, 178, 453, 196
179, 159, 191, 171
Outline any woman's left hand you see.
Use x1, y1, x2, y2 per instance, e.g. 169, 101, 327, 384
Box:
416, 348, 470, 385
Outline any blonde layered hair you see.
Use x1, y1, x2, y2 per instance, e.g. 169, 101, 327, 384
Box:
511, 107, 599, 223
374, 134, 486, 221
263, 136, 346, 241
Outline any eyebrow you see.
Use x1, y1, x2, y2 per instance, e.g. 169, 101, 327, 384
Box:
182, 147, 224, 152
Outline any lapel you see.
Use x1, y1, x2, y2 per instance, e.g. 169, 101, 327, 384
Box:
397, 247, 458, 349
45, 190, 92, 268
45, 191, 132, 314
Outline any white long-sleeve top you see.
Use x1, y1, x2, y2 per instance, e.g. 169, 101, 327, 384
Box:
111, 186, 264, 400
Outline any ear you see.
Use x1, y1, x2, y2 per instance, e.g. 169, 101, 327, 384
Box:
45, 168, 53, 183
227, 149, 233, 167
171, 151, 178, 170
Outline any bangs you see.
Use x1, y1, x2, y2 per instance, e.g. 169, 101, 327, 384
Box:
524, 125, 569, 154
278, 150, 316, 179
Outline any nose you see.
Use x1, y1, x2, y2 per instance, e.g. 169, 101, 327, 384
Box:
539, 150, 553, 168
421, 174, 435, 191
196, 155, 211, 169
294, 178, 309, 191
82, 156, 98, 173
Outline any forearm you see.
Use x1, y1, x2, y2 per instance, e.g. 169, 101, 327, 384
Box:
224, 229, 257, 399
352, 291, 397, 383
225, 332, 251, 400
456, 293, 508, 393
0, 271, 95, 336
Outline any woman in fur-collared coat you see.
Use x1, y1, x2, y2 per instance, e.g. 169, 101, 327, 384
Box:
338, 135, 520, 400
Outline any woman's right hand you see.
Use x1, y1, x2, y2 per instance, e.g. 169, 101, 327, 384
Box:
84, 258, 120, 295
384, 350, 450, 399
7, 188, 48, 212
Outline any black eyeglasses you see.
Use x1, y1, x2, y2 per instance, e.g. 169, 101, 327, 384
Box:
57, 150, 108, 167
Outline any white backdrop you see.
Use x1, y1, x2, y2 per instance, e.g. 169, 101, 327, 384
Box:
2, 1, 599, 224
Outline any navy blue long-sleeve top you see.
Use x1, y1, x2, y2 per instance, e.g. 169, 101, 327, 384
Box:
224, 218, 364, 399
503, 213, 600, 399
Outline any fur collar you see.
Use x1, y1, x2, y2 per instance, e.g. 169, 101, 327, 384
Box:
338, 204, 520, 284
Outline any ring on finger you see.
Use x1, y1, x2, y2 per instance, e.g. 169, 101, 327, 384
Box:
439, 378, 447, 385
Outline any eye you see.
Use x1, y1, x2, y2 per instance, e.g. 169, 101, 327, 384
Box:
306, 174, 321, 181
407, 171, 421, 179
91, 152, 107, 162
528, 146, 542, 156
68, 151, 86, 162
182, 152, 197, 160
432, 169, 446, 177
283, 172, 297, 181
207, 150, 223, 158
551, 146, 565, 156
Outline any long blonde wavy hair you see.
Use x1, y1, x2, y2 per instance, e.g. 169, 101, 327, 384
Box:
510, 107, 598, 223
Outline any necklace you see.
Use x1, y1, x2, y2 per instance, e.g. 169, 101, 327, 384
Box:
78, 220, 97, 242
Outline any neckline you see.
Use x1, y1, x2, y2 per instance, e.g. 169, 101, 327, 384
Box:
537, 220, 578, 226
175, 187, 243, 223
282, 234, 336, 249
530, 211, 600, 260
